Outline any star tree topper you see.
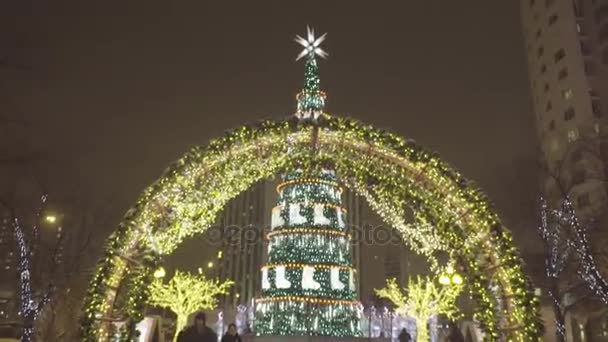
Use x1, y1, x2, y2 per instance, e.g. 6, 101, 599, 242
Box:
295, 26, 328, 61
294, 26, 328, 120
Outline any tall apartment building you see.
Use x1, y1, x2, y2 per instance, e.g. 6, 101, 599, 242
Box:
521, 0, 608, 338
215, 180, 276, 307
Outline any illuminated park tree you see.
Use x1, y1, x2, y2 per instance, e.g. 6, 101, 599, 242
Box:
376, 271, 463, 341
254, 28, 361, 337
147, 270, 233, 341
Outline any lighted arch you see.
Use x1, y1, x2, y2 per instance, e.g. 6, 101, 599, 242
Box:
81, 115, 542, 341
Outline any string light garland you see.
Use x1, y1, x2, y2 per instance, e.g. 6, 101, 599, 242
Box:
262, 263, 354, 271
256, 296, 357, 305
267, 227, 348, 238
277, 178, 342, 194
79, 28, 542, 341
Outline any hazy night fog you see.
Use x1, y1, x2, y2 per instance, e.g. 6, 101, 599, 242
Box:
1, 1, 541, 267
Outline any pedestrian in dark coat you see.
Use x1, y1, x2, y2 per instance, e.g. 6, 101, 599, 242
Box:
176, 312, 218, 342
398, 328, 412, 342
220, 323, 242, 342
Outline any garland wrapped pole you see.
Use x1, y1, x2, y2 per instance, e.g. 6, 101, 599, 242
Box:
80, 27, 542, 341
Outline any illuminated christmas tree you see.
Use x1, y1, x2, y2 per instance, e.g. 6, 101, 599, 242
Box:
254, 27, 361, 337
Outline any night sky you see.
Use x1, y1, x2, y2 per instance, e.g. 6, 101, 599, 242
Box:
1, 2, 542, 261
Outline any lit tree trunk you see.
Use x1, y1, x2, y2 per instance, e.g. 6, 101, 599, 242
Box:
416, 319, 429, 342
548, 287, 566, 342
174, 313, 187, 342
14, 216, 36, 342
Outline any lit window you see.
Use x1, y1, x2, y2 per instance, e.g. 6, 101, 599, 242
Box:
562, 89, 573, 100
564, 107, 575, 121
554, 48, 566, 62
558, 68, 568, 80
567, 128, 579, 142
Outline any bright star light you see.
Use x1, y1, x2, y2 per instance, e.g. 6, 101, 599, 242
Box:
295, 26, 328, 61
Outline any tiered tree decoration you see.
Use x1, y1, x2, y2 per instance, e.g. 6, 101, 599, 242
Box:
254, 28, 360, 337
147, 270, 233, 341
376, 269, 463, 341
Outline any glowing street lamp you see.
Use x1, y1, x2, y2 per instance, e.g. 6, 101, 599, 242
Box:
153, 267, 166, 279
439, 275, 451, 285
207, 261, 214, 269
451, 274, 463, 285
45, 215, 57, 224
439, 264, 463, 286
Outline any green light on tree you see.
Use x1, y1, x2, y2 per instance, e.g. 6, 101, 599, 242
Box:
147, 270, 233, 341
375, 276, 462, 341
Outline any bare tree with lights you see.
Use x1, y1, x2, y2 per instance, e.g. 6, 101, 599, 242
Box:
535, 128, 608, 339
147, 270, 233, 341
0, 195, 64, 342
375, 271, 462, 342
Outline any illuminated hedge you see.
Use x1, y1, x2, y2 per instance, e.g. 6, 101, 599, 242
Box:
81, 114, 542, 341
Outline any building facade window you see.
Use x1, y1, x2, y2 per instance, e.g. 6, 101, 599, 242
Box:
573, 0, 583, 17
558, 68, 569, 80
544, 83, 550, 92
541, 64, 547, 74
580, 41, 591, 56
538, 46, 545, 57
592, 99, 602, 117
595, 5, 608, 23
602, 48, 608, 64
545, 0, 555, 7
564, 107, 576, 121
600, 24, 608, 42
536, 29, 542, 39
554, 48, 566, 62
546, 101, 553, 111
585, 61, 596, 76
567, 128, 579, 142
549, 119, 556, 130
563, 88, 573, 100
549, 14, 559, 25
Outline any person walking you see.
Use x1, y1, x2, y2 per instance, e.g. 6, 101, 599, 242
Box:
447, 324, 464, 342
176, 312, 218, 342
220, 323, 242, 342
398, 328, 412, 342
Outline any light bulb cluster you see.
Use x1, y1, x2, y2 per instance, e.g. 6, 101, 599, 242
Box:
268, 227, 348, 238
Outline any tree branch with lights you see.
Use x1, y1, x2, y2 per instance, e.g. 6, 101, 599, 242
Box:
147, 270, 233, 341
537, 130, 608, 339
0, 195, 65, 342
375, 270, 463, 342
